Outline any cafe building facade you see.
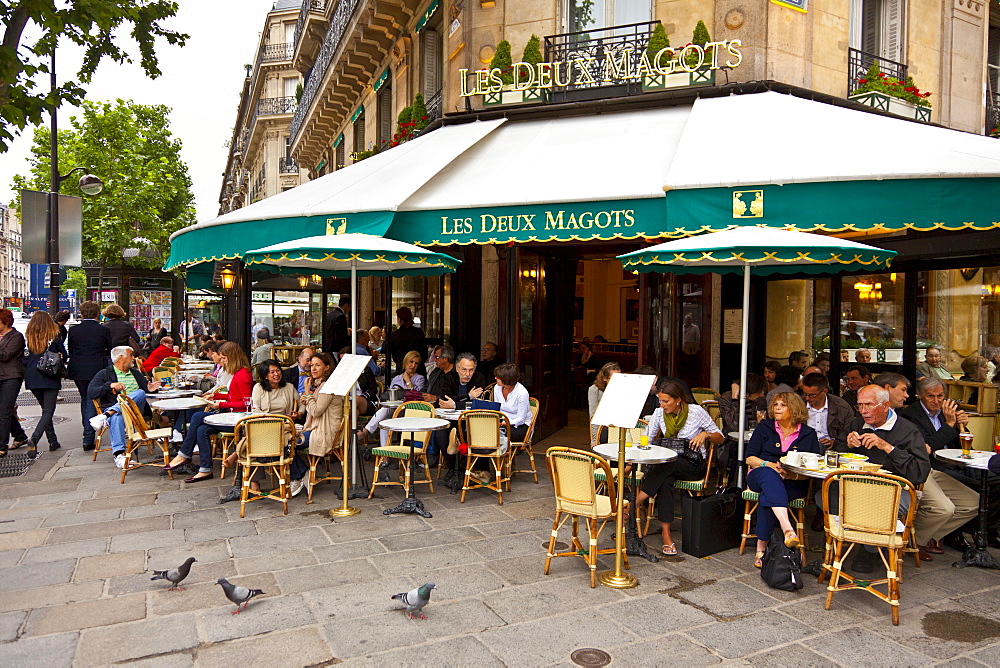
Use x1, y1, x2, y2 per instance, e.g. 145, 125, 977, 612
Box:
174, 0, 1000, 439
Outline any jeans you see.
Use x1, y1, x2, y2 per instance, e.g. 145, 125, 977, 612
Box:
291, 430, 311, 481
179, 411, 228, 473
106, 389, 148, 455
0, 377, 24, 450
747, 465, 808, 542
29, 388, 59, 447
75, 379, 97, 446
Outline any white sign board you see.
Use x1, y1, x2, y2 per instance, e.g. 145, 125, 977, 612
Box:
320, 353, 371, 395
591, 373, 657, 428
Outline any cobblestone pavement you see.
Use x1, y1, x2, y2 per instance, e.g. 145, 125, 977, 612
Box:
1, 402, 999, 666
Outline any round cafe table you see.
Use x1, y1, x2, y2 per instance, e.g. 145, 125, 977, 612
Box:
935, 449, 1000, 570
149, 389, 200, 399
148, 397, 207, 411
379, 416, 449, 518
593, 442, 677, 564
204, 412, 305, 430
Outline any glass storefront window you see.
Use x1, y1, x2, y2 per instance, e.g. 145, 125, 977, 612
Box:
765, 279, 813, 364
811, 278, 832, 361
390, 275, 450, 344
270, 290, 320, 347
840, 272, 904, 365
917, 267, 1000, 377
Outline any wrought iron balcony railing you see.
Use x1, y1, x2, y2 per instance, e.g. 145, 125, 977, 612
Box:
256, 96, 297, 116
279, 157, 299, 174
290, 0, 362, 142
987, 65, 1000, 135
295, 0, 328, 50
260, 42, 294, 63
847, 47, 908, 96
544, 21, 658, 92
425, 89, 442, 124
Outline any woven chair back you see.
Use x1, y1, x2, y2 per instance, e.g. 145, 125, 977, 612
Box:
546, 447, 616, 514
236, 415, 293, 461
603, 419, 647, 445
392, 401, 435, 446
118, 394, 152, 439
459, 410, 510, 455
840, 473, 904, 535
519, 397, 540, 445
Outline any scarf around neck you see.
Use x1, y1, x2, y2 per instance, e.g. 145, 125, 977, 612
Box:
661, 402, 689, 438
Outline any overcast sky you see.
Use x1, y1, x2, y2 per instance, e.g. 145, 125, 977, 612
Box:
0, 0, 282, 223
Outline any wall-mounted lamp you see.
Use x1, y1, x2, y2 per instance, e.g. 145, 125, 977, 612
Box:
298, 275, 309, 289
219, 264, 237, 291
311, 274, 322, 284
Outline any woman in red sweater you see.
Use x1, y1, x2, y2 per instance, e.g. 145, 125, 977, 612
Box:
166, 341, 253, 482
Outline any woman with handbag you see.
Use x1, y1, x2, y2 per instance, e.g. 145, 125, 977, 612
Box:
744, 391, 823, 567
634, 379, 723, 556
24, 311, 68, 456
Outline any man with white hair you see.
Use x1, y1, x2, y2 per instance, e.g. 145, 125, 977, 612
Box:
87, 346, 160, 470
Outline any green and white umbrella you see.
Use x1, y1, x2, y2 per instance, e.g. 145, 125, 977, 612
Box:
243, 233, 461, 503
618, 226, 897, 484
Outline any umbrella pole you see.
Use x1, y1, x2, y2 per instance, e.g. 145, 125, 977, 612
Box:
331, 260, 361, 517
737, 263, 751, 488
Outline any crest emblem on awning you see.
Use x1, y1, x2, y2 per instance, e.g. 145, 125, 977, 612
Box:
732, 190, 763, 218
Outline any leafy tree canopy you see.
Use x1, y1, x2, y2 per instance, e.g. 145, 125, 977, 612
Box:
0, 0, 187, 152
12, 99, 196, 271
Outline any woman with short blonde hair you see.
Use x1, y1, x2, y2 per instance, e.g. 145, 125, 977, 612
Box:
588, 362, 620, 442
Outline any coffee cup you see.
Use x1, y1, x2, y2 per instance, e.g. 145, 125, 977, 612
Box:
846, 460, 865, 471
784, 451, 802, 466
801, 453, 821, 469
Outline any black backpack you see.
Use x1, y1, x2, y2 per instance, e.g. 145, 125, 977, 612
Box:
760, 529, 804, 591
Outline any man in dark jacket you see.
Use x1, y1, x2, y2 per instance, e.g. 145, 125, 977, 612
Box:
800, 372, 854, 449
323, 296, 350, 356
439, 352, 486, 409
68, 300, 112, 450
88, 346, 159, 469
281, 347, 315, 394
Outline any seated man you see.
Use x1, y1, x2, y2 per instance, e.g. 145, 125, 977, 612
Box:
898, 377, 979, 556
88, 346, 160, 470
422, 346, 459, 479
841, 364, 870, 414
439, 352, 486, 410
916, 347, 954, 381
718, 373, 767, 434
873, 371, 911, 413
825, 384, 930, 572
800, 372, 853, 450
765, 365, 800, 405
142, 336, 175, 372
855, 348, 872, 364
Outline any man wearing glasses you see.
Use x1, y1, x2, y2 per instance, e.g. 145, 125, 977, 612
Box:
800, 372, 854, 449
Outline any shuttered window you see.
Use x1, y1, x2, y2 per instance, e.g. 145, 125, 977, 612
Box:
378, 84, 393, 146
422, 28, 442, 99
852, 0, 905, 63
353, 110, 365, 154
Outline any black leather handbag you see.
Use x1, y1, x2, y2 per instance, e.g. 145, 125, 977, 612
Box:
760, 528, 804, 591
660, 437, 703, 467
35, 341, 65, 379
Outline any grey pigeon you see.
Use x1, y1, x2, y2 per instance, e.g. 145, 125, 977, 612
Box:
150, 557, 197, 591
216, 578, 265, 614
392, 582, 436, 620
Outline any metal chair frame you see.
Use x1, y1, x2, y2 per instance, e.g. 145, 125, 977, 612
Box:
117, 394, 173, 484
505, 396, 541, 486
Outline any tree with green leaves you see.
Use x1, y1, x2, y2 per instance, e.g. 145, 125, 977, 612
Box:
687, 20, 712, 68
12, 99, 196, 290
61, 267, 86, 293
0, 1, 187, 152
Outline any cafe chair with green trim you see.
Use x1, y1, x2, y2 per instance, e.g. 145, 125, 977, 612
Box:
368, 401, 436, 499
544, 447, 628, 588
458, 409, 511, 505
117, 394, 173, 484
819, 470, 917, 626
593, 420, 649, 532
505, 396, 541, 486
233, 414, 296, 518
738, 489, 808, 562
691, 387, 721, 405
308, 407, 349, 502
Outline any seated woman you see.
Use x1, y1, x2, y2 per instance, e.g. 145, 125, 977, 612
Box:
293, 352, 344, 496
166, 341, 253, 483
634, 379, 724, 556
744, 391, 822, 567
219, 359, 300, 503
588, 362, 620, 445
492, 363, 531, 443
960, 354, 990, 406
359, 350, 426, 447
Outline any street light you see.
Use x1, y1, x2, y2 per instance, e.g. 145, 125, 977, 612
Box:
46, 46, 104, 314
219, 263, 237, 291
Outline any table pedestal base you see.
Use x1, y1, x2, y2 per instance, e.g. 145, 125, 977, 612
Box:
329, 505, 360, 517
383, 495, 432, 518
624, 487, 659, 563
952, 547, 1000, 570
597, 570, 638, 589
336, 486, 367, 501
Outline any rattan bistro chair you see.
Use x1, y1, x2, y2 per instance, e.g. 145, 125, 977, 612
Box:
233, 414, 296, 518
820, 471, 917, 625
368, 401, 436, 498
739, 490, 808, 561
308, 409, 349, 502
544, 447, 629, 588
117, 394, 173, 484
505, 397, 541, 486
91, 398, 111, 461
458, 410, 511, 504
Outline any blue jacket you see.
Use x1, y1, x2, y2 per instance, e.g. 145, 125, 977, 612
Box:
24, 338, 68, 391
746, 419, 823, 463
67, 319, 112, 381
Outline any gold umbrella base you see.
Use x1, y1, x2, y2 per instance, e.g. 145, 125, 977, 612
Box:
329, 506, 361, 517
598, 570, 638, 589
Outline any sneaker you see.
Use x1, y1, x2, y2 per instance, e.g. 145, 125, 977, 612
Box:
90, 413, 108, 431
114, 454, 126, 469
171, 429, 183, 443
290, 478, 305, 497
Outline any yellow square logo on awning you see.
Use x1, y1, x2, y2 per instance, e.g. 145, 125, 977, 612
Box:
733, 190, 763, 218
326, 218, 347, 234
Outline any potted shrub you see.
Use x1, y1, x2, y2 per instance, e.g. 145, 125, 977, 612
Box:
849, 63, 932, 122
643, 21, 716, 92
484, 37, 546, 106
642, 23, 674, 91
519, 34, 546, 103
685, 20, 715, 86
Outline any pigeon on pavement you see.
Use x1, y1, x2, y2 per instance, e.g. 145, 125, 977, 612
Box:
217, 578, 265, 614
392, 582, 436, 619
149, 557, 197, 591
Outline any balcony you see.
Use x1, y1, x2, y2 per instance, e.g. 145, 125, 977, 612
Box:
847, 47, 907, 96
544, 22, 658, 102
292, 0, 330, 72
260, 42, 294, 63
987, 65, 1000, 134
425, 89, 442, 124
256, 96, 297, 117
279, 157, 299, 174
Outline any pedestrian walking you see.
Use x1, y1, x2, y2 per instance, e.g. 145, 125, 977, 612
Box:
102, 303, 141, 353
67, 301, 112, 451
24, 311, 68, 456
0, 308, 28, 457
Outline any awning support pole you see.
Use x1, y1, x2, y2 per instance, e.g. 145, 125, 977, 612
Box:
737, 262, 751, 488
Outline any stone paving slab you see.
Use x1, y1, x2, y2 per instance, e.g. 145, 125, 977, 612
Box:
1, 404, 1000, 666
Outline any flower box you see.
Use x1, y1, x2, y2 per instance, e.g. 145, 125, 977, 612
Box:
483, 86, 546, 107
848, 91, 931, 123
642, 68, 715, 92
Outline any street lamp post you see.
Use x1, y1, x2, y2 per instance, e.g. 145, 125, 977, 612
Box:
47, 48, 102, 315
